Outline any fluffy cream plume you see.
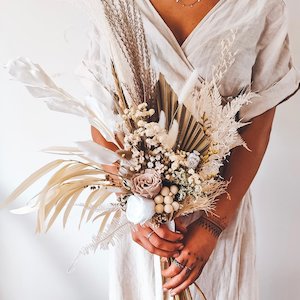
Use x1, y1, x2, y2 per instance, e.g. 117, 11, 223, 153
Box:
101, 0, 157, 105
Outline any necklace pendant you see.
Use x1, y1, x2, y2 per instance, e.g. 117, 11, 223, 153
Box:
176, 0, 203, 8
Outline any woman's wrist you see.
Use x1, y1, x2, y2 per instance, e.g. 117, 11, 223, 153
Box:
197, 213, 228, 238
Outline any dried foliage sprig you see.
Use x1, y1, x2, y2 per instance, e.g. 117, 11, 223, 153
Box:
102, 0, 156, 105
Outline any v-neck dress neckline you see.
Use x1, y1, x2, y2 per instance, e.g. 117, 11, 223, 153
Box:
145, 0, 227, 50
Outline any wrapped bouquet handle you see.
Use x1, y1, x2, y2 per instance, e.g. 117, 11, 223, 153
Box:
155, 221, 207, 300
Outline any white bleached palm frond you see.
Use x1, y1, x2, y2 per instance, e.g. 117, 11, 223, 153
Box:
33, 161, 116, 233
74, 24, 124, 133
40, 144, 123, 168
1, 151, 126, 233
5, 57, 119, 145
75, 140, 121, 165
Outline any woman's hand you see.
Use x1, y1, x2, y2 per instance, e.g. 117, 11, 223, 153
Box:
162, 220, 219, 296
131, 223, 185, 258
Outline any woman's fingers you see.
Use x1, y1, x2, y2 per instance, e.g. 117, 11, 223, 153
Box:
163, 260, 197, 290
136, 223, 183, 242
162, 251, 206, 294
161, 257, 187, 278
139, 236, 180, 258
163, 266, 192, 291
132, 232, 177, 257
148, 231, 184, 252
131, 225, 184, 255
169, 266, 203, 296
163, 261, 206, 295
152, 224, 184, 242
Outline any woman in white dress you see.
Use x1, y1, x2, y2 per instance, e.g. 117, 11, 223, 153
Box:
84, 0, 300, 299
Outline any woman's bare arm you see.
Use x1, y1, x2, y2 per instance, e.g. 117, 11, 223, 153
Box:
91, 126, 119, 152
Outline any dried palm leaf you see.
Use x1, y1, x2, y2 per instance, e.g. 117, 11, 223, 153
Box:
41, 146, 83, 155
75, 140, 121, 165
5, 57, 119, 146
0, 159, 65, 209
152, 73, 210, 154
78, 188, 104, 229
45, 187, 82, 232
98, 210, 113, 233
86, 189, 112, 222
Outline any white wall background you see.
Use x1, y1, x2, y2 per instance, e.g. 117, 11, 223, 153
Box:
0, 1, 299, 300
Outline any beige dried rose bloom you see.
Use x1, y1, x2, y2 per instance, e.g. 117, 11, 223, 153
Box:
131, 169, 162, 198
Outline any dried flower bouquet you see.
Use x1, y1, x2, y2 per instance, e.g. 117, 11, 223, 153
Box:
1, 0, 256, 299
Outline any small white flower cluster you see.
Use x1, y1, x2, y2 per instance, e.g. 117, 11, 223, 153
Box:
123, 104, 169, 173
123, 103, 155, 122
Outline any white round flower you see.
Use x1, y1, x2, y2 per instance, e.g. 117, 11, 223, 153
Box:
172, 202, 180, 211
147, 162, 154, 168
160, 186, 170, 196
149, 109, 155, 116
164, 204, 174, 214
170, 185, 179, 195
164, 196, 174, 204
155, 204, 164, 214
154, 195, 164, 204
138, 103, 146, 110
126, 195, 155, 224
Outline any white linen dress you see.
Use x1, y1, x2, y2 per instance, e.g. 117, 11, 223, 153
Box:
74, 0, 300, 299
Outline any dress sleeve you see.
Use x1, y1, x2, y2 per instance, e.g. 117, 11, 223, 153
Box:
239, 1, 300, 122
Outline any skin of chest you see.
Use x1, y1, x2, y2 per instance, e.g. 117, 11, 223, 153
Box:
149, 0, 220, 46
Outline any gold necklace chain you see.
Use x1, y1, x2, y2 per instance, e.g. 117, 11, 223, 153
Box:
175, 0, 202, 8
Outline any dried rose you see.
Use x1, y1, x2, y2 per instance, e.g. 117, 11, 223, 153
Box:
131, 169, 162, 198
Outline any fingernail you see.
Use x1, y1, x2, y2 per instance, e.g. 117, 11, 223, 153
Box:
170, 291, 176, 296
179, 244, 184, 250
173, 252, 180, 258
161, 257, 168, 263
176, 231, 184, 237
